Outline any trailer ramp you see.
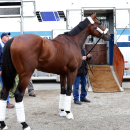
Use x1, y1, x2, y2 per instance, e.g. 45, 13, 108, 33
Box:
88, 45, 124, 92
88, 65, 122, 92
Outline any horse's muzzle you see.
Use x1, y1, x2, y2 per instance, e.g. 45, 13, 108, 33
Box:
103, 34, 111, 41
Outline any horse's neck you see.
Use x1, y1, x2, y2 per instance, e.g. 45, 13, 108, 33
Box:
73, 28, 90, 49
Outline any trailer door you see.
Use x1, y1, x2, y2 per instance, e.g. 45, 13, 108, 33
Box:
115, 9, 130, 29
66, 9, 82, 29
0, 1, 22, 37
22, 1, 36, 17
115, 8, 130, 77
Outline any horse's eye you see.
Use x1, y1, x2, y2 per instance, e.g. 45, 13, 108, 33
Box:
99, 23, 102, 25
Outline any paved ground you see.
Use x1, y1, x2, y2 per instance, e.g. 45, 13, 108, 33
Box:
4, 80, 130, 130
32, 79, 130, 90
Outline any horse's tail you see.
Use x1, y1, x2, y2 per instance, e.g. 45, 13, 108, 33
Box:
1, 38, 17, 91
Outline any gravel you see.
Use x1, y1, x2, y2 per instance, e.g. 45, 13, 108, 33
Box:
4, 88, 130, 130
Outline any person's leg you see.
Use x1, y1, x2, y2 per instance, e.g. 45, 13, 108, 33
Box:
0, 76, 9, 104
28, 78, 36, 97
80, 75, 87, 100
6, 96, 9, 105
0, 75, 3, 89
80, 75, 90, 102
73, 76, 81, 101
0, 75, 14, 108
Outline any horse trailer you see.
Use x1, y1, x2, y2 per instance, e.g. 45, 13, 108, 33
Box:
0, 0, 130, 81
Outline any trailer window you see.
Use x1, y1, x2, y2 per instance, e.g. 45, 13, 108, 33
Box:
36, 11, 66, 22
40, 12, 58, 21
0, 2, 21, 17
40, 12, 55, 21
0, 8, 20, 15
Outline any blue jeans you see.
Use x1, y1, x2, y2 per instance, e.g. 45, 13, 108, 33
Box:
0, 75, 9, 104
73, 75, 87, 101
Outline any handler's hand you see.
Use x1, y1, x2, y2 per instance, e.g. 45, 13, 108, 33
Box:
0, 71, 2, 75
82, 56, 87, 60
87, 54, 91, 58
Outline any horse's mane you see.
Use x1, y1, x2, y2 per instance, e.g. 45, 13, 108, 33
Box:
64, 17, 90, 36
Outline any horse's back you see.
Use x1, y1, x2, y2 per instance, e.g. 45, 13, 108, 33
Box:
11, 34, 42, 48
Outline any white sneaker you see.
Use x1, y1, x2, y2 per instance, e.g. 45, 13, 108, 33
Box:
66, 112, 74, 119
60, 111, 66, 117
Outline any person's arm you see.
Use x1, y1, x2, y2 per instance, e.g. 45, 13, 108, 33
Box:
82, 54, 91, 60
83, 48, 92, 60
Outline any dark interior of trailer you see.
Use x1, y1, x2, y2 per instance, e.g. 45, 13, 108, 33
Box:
84, 9, 114, 65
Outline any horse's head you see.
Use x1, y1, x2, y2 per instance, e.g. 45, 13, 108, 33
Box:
88, 13, 111, 41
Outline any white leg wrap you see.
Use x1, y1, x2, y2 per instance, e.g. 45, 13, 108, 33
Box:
15, 101, 25, 123
64, 96, 74, 119
59, 94, 66, 116
59, 94, 66, 110
64, 96, 71, 111
0, 100, 7, 121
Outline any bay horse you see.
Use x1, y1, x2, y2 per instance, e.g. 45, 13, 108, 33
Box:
0, 13, 110, 130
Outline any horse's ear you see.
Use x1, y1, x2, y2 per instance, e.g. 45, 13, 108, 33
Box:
94, 12, 96, 17
93, 12, 96, 18
91, 12, 96, 19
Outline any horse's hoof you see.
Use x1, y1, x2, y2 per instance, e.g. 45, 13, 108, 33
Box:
24, 126, 31, 130
60, 111, 66, 117
2, 125, 8, 129
66, 112, 74, 119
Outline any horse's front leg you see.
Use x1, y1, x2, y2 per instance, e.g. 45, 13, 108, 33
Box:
15, 77, 31, 130
59, 75, 67, 117
65, 72, 77, 119
0, 89, 9, 129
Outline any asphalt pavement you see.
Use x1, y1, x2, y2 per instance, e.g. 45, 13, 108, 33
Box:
32, 79, 130, 91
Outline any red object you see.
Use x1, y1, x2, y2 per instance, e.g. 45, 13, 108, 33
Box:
113, 44, 124, 86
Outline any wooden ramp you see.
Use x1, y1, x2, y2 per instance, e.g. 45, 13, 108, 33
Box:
88, 45, 124, 93
88, 65, 121, 92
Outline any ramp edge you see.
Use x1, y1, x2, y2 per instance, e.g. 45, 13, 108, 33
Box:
110, 66, 124, 92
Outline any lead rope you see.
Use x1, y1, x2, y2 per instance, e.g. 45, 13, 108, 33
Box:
86, 33, 104, 56
85, 33, 104, 75
115, 26, 127, 44
87, 56, 94, 75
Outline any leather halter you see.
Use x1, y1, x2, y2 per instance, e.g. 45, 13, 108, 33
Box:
87, 16, 109, 35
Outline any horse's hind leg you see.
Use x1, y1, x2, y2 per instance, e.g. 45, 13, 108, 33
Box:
59, 75, 67, 117
0, 88, 9, 129
14, 76, 31, 130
